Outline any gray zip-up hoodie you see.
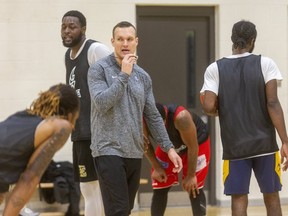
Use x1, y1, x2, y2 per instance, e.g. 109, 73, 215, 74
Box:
88, 54, 174, 158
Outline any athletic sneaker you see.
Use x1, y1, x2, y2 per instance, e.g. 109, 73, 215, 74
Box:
19, 207, 40, 216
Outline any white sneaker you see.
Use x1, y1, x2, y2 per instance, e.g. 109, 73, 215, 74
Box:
19, 207, 40, 216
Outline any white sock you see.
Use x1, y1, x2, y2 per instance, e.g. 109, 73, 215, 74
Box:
80, 181, 104, 216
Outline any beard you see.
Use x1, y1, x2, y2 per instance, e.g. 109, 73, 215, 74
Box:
62, 33, 83, 48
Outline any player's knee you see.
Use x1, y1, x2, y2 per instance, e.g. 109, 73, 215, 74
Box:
80, 181, 101, 199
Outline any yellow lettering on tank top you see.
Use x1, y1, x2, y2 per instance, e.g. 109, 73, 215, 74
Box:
79, 165, 87, 178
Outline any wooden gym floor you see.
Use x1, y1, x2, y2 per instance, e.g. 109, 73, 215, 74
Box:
130, 204, 288, 216
38, 204, 288, 216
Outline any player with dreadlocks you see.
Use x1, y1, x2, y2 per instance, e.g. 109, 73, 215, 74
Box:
201, 20, 288, 216
0, 83, 79, 216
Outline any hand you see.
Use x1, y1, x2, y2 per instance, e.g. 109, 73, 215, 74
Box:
151, 168, 167, 183
121, 54, 138, 75
182, 175, 199, 198
167, 148, 183, 173
281, 142, 288, 171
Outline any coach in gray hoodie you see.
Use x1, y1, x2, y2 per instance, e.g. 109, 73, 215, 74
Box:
88, 21, 182, 216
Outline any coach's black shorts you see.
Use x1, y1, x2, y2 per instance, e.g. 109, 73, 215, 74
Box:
73, 140, 97, 182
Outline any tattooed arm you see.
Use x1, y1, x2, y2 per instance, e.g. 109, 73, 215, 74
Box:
3, 117, 72, 216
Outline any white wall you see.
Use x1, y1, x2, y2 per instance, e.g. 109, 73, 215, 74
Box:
1, 0, 288, 206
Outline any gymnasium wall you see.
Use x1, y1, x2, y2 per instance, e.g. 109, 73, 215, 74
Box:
1, 0, 288, 206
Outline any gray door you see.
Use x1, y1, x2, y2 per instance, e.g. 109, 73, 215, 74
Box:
136, 6, 216, 206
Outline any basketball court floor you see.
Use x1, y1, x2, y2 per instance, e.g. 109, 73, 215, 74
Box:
32, 203, 288, 215
130, 204, 288, 216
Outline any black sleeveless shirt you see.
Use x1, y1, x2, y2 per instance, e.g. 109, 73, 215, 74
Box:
166, 104, 209, 154
65, 39, 95, 141
0, 110, 42, 184
217, 54, 278, 160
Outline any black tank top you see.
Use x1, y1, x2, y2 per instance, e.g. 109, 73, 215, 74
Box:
166, 104, 209, 154
0, 110, 42, 184
217, 54, 278, 160
65, 39, 96, 141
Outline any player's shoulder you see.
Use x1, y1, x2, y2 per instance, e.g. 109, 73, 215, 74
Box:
90, 53, 113, 69
260, 55, 276, 65
89, 40, 109, 49
39, 117, 72, 133
205, 61, 218, 74
175, 106, 190, 119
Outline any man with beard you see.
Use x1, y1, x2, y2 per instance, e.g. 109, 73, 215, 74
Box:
61, 10, 110, 216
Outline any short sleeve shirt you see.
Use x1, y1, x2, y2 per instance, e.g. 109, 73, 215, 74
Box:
201, 52, 283, 95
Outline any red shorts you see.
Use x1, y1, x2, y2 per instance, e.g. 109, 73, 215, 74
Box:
152, 137, 210, 189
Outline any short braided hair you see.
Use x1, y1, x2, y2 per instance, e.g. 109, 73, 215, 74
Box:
27, 84, 79, 119
231, 20, 257, 49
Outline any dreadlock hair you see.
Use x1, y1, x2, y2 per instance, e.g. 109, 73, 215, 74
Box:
156, 103, 166, 121
231, 20, 257, 49
27, 84, 80, 119
62, 10, 86, 27
112, 21, 137, 38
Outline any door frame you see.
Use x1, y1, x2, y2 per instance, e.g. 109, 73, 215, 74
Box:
136, 5, 216, 205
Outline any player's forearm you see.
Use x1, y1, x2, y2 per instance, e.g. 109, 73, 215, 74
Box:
144, 145, 162, 170
186, 148, 198, 177
3, 172, 39, 216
